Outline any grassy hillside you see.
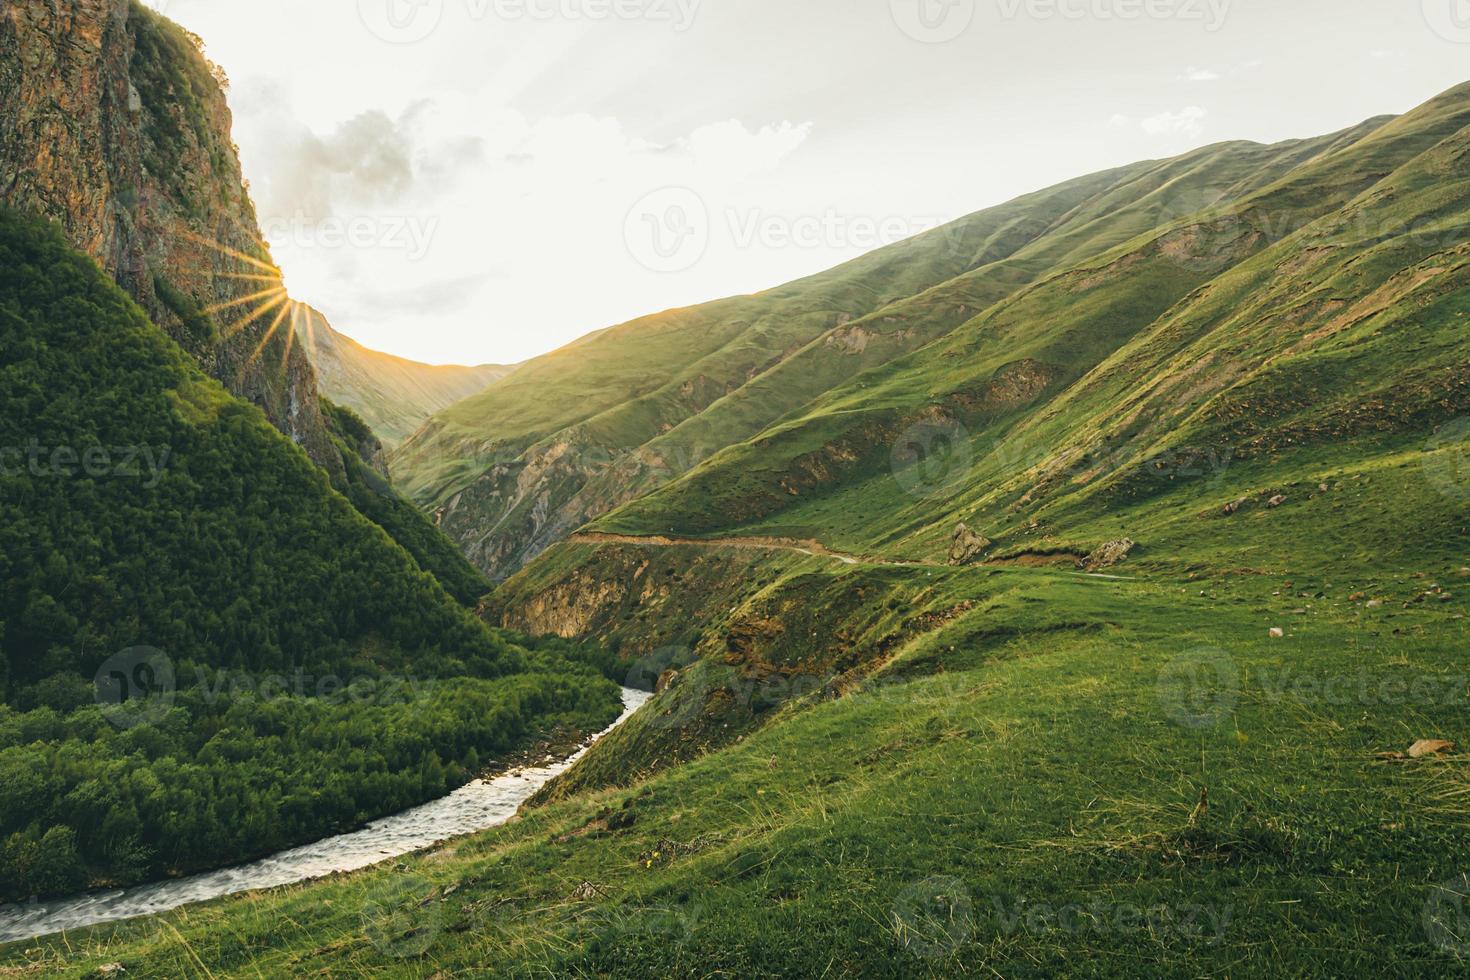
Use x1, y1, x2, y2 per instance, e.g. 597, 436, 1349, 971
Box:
389, 113, 1397, 581
0, 209, 618, 900
296, 310, 513, 448
18, 537, 1470, 974
595, 82, 1470, 564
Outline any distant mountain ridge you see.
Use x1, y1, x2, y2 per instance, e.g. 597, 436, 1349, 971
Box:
294, 309, 514, 448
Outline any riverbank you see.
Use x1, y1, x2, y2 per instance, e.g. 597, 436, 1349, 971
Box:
0, 688, 651, 944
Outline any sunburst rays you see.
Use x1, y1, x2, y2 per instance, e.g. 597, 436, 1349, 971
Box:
181, 226, 310, 377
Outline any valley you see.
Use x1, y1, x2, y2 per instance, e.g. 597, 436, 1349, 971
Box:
1, 1, 1468, 975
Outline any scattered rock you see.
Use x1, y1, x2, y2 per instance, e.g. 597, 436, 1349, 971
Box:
571, 881, 604, 900
1269, 627, 1285, 638
1267, 495, 1288, 508
1079, 538, 1135, 571
1408, 739, 1455, 759
1222, 496, 1252, 516
91, 967, 126, 980
655, 668, 680, 693
948, 523, 993, 566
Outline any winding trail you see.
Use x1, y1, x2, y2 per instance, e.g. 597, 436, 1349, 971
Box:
570, 532, 939, 568
570, 532, 1137, 581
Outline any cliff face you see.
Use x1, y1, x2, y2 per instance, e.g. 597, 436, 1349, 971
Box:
0, 0, 338, 471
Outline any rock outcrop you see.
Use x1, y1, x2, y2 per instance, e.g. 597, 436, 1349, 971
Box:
1079, 538, 1135, 571
0, 0, 338, 471
948, 523, 992, 566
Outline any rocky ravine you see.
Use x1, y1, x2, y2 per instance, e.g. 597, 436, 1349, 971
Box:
0, 0, 338, 471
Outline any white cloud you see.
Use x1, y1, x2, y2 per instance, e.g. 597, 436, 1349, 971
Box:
1182, 67, 1222, 82
1140, 106, 1208, 138
685, 120, 813, 181
231, 81, 815, 362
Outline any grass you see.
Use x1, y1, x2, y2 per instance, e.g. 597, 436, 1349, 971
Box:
8, 555, 1469, 976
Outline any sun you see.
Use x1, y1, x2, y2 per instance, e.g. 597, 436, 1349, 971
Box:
182, 226, 322, 377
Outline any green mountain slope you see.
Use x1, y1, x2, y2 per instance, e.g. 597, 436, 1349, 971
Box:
391, 113, 1396, 581
0, 209, 617, 899
296, 310, 513, 448
319, 398, 492, 605
595, 82, 1470, 562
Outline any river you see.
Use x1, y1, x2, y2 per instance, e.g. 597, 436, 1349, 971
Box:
0, 686, 651, 943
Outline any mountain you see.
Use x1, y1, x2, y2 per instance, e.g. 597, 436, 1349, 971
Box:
0, 0, 504, 603
456, 80, 1470, 793
319, 397, 495, 605
590, 84, 1470, 559
294, 308, 514, 448
10, 81, 1470, 979
0, 1, 614, 902
0, 208, 619, 900
1, 0, 336, 470
390, 110, 1396, 580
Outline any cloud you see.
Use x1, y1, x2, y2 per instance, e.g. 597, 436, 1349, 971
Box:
356, 276, 491, 317
684, 120, 813, 180
229, 79, 815, 362
1182, 67, 1221, 82
1108, 107, 1208, 138
1140, 106, 1208, 138
234, 83, 416, 223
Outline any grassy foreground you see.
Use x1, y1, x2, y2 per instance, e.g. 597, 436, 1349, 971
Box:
5, 545, 1469, 975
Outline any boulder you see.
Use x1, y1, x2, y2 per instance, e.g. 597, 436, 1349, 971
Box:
1079, 539, 1135, 571
1222, 497, 1251, 515
948, 523, 992, 566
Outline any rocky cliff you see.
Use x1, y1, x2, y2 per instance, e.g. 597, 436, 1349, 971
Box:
0, 0, 338, 471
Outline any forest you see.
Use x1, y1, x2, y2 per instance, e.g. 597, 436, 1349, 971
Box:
0, 211, 620, 900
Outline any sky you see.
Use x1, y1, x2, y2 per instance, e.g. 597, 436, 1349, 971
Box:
143, 0, 1470, 366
